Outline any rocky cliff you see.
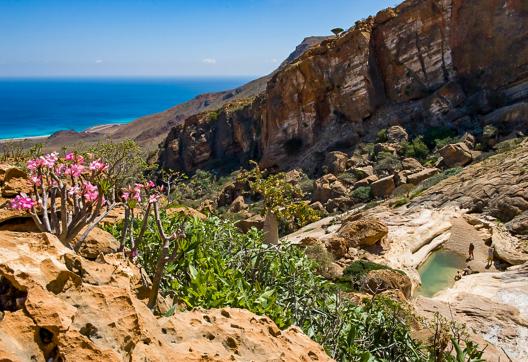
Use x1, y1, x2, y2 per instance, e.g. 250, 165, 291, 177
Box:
159, 0, 528, 174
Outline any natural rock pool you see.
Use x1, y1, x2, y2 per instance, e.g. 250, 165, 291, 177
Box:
416, 250, 467, 297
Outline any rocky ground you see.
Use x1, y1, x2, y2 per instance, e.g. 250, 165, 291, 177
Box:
281, 139, 528, 361
0, 230, 331, 361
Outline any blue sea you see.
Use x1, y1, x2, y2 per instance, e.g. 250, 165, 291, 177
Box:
0, 77, 251, 140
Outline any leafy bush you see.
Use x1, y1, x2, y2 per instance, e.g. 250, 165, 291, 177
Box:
108, 211, 484, 361
404, 136, 430, 161
351, 186, 372, 203
374, 152, 402, 175
423, 126, 457, 149
376, 128, 388, 143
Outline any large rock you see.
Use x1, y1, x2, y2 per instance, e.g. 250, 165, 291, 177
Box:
1, 167, 31, 198
0, 231, 332, 361
406, 168, 439, 185
402, 158, 423, 171
228, 195, 248, 213
338, 217, 388, 247
386, 125, 409, 144
438, 143, 473, 168
324, 151, 348, 174
237, 213, 265, 233
370, 175, 395, 198
76, 227, 120, 260
362, 269, 412, 299
312, 174, 347, 203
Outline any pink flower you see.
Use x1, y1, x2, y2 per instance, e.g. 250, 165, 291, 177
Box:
89, 159, 108, 172
64, 164, 84, 177
30, 175, 42, 186
27, 159, 40, 171
122, 191, 130, 201
146, 180, 155, 189
149, 194, 161, 204
65, 152, 75, 161
68, 186, 81, 197
82, 182, 99, 203
10, 195, 36, 210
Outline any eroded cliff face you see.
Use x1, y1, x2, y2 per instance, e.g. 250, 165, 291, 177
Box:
159, 0, 528, 174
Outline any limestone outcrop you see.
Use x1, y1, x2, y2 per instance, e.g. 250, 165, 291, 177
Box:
0, 231, 332, 361
159, 0, 528, 175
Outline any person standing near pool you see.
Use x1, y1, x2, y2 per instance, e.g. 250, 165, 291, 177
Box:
487, 244, 495, 268
468, 242, 475, 261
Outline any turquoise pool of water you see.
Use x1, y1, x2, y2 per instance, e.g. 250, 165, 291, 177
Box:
416, 250, 467, 297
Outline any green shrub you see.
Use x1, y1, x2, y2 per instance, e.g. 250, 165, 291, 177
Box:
107, 213, 483, 361
423, 126, 457, 149
341, 260, 402, 290
404, 136, 430, 161
376, 128, 388, 143
374, 152, 402, 175
352, 186, 372, 203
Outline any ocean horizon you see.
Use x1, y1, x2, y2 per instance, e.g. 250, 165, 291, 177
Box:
0, 76, 253, 140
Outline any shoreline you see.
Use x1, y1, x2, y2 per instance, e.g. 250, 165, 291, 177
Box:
0, 122, 125, 143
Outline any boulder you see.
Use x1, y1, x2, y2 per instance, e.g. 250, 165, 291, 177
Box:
402, 158, 423, 171
76, 227, 120, 260
370, 175, 395, 198
0, 231, 332, 361
462, 132, 476, 149
198, 199, 215, 214
237, 214, 265, 233
229, 195, 248, 213
386, 125, 409, 144
338, 217, 388, 247
312, 174, 347, 203
324, 151, 348, 174
324, 236, 349, 259
350, 165, 374, 179
325, 196, 356, 212
406, 168, 439, 185
362, 269, 412, 298
309, 201, 326, 213
438, 143, 473, 167
482, 125, 499, 149
354, 175, 378, 188
2, 167, 31, 198
166, 206, 207, 220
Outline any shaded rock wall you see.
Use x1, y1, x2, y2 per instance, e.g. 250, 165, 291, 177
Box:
159, 0, 528, 174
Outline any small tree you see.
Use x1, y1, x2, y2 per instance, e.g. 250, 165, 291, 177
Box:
331, 27, 344, 37
10, 151, 118, 249
241, 162, 319, 242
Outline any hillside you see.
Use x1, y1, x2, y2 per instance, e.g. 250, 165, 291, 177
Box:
158, 0, 528, 175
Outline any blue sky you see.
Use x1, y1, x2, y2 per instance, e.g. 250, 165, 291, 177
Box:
0, 0, 397, 77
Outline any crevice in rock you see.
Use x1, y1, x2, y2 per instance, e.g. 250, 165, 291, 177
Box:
0, 274, 27, 312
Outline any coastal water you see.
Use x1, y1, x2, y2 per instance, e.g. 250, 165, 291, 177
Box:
0, 77, 251, 140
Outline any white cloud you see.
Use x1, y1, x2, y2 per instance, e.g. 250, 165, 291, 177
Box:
202, 58, 217, 64
95, 59, 103, 64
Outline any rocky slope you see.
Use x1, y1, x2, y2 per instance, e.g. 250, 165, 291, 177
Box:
159, 0, 528, 174
282, 139, 528, 361
0, 230, 331, 361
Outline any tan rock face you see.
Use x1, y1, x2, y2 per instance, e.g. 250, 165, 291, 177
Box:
324, 151, 348, 174
371, 175, 396, 198
159, 0, 528, 176
0, 231, 332, 361
338, 217, 388, 247
362, 269, 412, 298
312, 174, 347, 204
438, 143, 473, 167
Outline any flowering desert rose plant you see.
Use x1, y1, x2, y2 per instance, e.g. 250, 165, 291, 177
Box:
10, 151, 118, 249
